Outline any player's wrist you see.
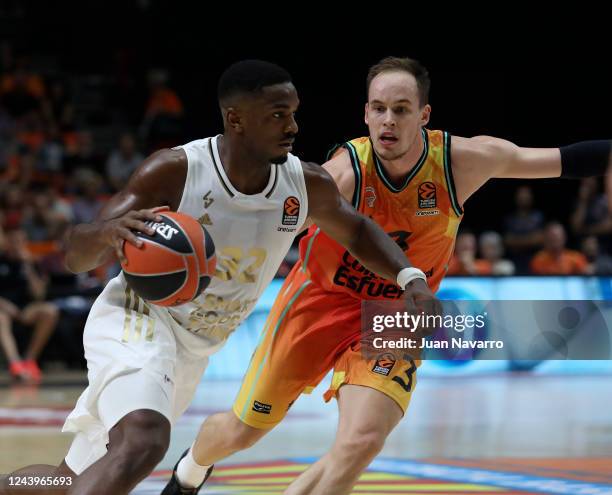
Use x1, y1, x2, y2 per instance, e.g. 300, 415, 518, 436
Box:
560, 140, 611, 178
397, 267, 426, 290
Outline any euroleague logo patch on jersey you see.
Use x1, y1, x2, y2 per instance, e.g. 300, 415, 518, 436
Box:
282, 196, 300, 226
418, 182, 437, 209
416, 181, 440, 216
372, 353, 397, 376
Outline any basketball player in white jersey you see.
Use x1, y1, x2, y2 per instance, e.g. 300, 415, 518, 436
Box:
2, 61, 436, 495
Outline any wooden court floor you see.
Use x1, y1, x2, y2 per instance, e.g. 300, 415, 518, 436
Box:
1, 373, 611, 494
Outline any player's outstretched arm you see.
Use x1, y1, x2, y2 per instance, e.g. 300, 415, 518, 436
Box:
451, 136, 612, 205
64, 148, 187, 273
302, 162, 432, 304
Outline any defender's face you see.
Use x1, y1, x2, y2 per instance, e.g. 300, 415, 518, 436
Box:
365, 71, 430, 161
244, 82, 300, 164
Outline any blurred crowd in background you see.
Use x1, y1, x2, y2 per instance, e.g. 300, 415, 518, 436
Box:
2, 42, 611, 383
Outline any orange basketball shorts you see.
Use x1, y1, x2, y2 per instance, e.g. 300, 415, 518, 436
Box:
233, 262, 418, 429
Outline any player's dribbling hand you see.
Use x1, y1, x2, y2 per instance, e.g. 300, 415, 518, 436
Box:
101, 206, 170, 264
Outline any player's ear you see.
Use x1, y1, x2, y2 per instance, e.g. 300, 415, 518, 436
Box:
420, 104, 431, 127
364, 102, 369, 125
226, 107, 244, 134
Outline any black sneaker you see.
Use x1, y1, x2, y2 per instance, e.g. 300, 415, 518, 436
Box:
161, 448, 214, 495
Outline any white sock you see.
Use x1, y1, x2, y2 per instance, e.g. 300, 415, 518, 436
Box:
176, 446, 212, 488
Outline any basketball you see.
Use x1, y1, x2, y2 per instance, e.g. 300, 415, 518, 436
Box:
121, 211, 216, 306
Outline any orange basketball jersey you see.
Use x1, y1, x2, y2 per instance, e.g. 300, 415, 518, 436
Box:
299, 129, 463, 298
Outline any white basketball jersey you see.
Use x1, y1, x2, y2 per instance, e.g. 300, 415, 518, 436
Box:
163, 135, 308, 344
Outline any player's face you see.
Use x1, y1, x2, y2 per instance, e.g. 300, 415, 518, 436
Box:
365, 71, 430, 161
245, 82, 300, 165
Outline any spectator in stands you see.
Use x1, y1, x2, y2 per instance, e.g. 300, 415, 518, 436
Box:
16, 112, 46, 155
22, 187, 70, 241
71, 170, 105, 224
42, 79, 74, 131
0, 56, 46, 121
35, 125, 65, 179
144, 69, 183, 118
581, 235, 612, 275
0, 183, 26, 230
63, 130, 104, 175
530, 222, 588, 275
0, 110, 44, 188
0, 103, 13, 149
0, 144, 22, 185
504, 185, 545, 274
447, 231, 491, 275
478, 231, 515, 275
105, 132, 143, 191
0, 227, 59, 382
141, 69, 184, 150
48, 185, 74, 224
570, 177, 612, 249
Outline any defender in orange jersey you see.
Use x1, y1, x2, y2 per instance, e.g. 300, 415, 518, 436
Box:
302, 126, 460, 299
164, 57, 612, 495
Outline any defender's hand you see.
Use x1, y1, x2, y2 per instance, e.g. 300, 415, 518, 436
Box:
401, 278, 442, 337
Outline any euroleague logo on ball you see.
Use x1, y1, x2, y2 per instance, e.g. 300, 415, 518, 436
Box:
282, 196, 300, 225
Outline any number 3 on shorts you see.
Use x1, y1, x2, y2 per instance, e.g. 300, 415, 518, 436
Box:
392, 357, 417, 393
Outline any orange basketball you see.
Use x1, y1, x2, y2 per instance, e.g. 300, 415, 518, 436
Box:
121, 212, 216, 307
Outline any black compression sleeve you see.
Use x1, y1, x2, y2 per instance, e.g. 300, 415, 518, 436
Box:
560, 140, 611, 178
